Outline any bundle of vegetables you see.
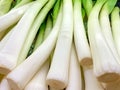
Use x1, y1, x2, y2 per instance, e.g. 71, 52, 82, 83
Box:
0, 0, 119, 90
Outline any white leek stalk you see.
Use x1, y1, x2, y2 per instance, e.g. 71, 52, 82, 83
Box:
99, 0, 120, 75
66, 44, 82, 90
25, 61, 49, 90
0, 78, 11, 90
88, 0, 120, 83
17, 0, 54, 64
84, 67, 104, 90
111, 7, 120, 56
46, 0, 73, 89
0, 0, 48, 75
25, 14, 53, 90
74, 0, 92, 66
7, 6, 62, 90
0, 3, 32, 32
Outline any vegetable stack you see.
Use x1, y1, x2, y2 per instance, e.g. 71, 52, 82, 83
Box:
0, 0, 119, 90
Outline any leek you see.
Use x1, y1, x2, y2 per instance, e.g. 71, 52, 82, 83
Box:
74, 0, 92, 67
88, 0, 120, 83
83, 67, 104, 90
66, 44, 82, 90
0, 3, 32, 32
46, 0, 73, 89
17, 0, 55, 64
0, 0, 48, 75
7, 5, 62, 90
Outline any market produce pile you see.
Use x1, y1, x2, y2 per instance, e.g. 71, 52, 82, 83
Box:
0, 0, 120, 90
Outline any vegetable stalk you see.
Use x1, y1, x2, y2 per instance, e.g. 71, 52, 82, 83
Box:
74, 0, 92, 67
17, 0, 55, 64
46, 0, 73, 89
88, 0, 120, 83
0, 3, 32, 32
66, 44, 82, 90
7, 5, 62, 90
83, 67, 104, 90
0, 0, 48, 75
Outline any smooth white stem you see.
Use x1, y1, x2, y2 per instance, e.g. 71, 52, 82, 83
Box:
74, 0, 92, 67
7, 7, 62, 90
0, 78, 11, 90
0, 2, 32, 32
0, 0, 48, 75
25, 15, 52, 90
25, 61, 49, 90
84, 67, 104, 90
17, 0, 53, 64
100, 7, 120, 69
46, 0, 73, 89
88, 1, 120, 83
66, 44, 82, 90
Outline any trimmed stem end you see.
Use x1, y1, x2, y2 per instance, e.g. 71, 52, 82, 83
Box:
97, 73, 120, 83
47, 79, 66, 89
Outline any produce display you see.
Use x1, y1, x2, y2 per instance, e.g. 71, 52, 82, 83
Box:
0, 0, 119, 90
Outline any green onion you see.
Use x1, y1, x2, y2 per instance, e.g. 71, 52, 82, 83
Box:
83, 67, 104, 90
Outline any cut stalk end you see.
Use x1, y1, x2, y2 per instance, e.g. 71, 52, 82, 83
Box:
97, 73, 119, 83
47, 79, 66, 89
80, 58, 93, 67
